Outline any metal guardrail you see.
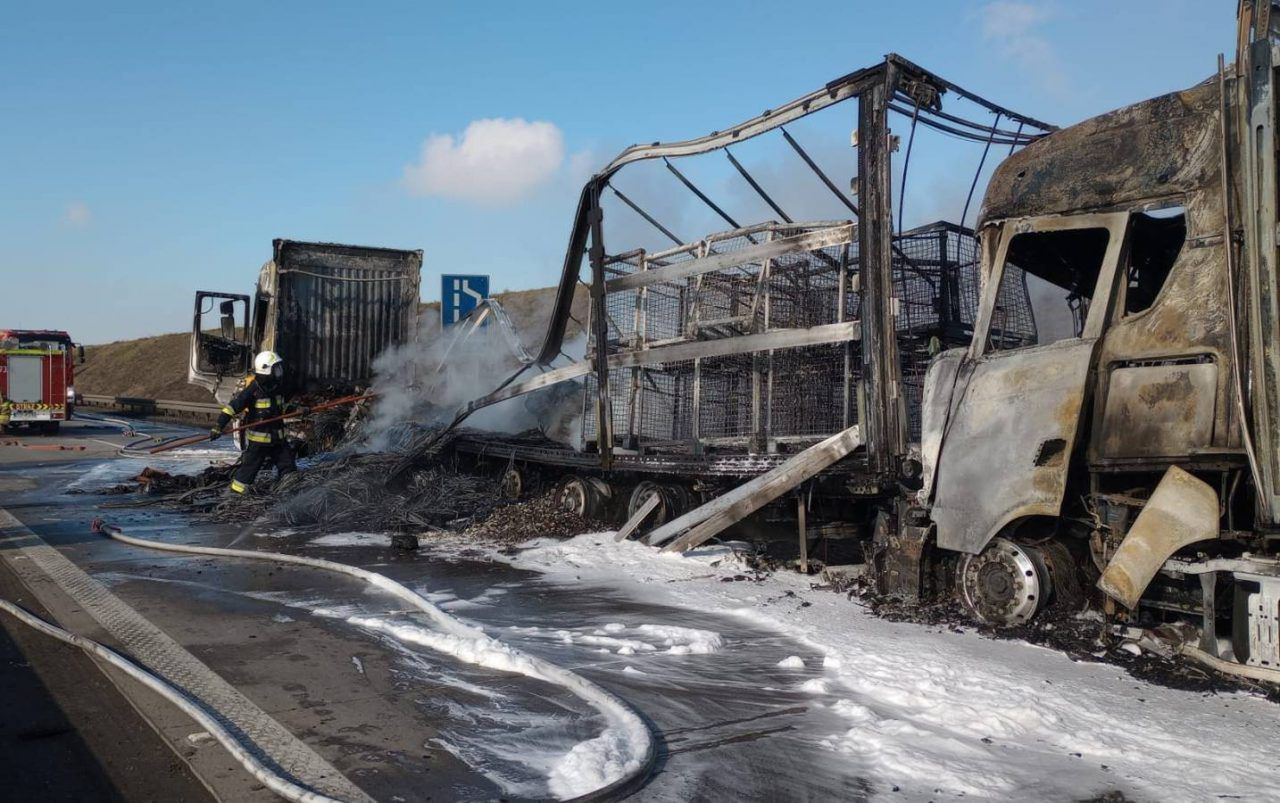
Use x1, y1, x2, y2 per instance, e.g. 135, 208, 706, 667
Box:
79, 394, 222, 422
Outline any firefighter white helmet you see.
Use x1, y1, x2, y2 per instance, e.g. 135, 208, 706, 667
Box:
253, 351, 284, 376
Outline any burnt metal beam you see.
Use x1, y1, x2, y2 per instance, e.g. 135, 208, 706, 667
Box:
465, 321, 862, 413
781, 128, 860, 217
859, 67, 904, 471
960, 112, 1003, 230
725, 149, 793, 223
663, 158, 743, 231
587, 186, 613, 466
605, 224, 854, 292
609, 185, 685, 247
887, 103, 1026, 145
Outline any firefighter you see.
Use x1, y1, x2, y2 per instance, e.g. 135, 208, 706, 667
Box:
209, 351, 306, 494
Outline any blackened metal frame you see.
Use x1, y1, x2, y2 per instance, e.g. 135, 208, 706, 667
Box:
515, 54, 1053, 478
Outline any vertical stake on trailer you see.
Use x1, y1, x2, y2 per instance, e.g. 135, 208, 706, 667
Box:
587, 181, 614, 468
797, 489, 809, 574
858, 63, 906, 476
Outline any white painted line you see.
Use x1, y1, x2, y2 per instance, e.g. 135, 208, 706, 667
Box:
0, 507, 371, 803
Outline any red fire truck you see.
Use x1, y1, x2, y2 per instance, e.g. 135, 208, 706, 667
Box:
0, 329, 83, 434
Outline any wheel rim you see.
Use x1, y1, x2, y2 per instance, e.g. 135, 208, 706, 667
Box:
628, 482, 667, 525
556, 478, 589, 516
957, 537, 1049, 625
500, 467, 523, 500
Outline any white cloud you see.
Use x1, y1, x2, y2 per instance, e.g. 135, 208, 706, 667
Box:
978, 1, 1069, 96
63, 201, 92, 227
402, 117, 565, 204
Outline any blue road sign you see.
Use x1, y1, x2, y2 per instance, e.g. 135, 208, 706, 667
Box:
441, 274, 490, 326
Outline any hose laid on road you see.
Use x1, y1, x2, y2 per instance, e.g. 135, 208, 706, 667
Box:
0, 599, 342, 803
91, 519, 658, 802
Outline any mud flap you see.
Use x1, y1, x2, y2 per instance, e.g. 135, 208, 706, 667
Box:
1098, 466, 1218, 609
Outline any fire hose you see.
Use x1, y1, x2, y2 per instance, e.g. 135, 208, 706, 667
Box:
0, 599, 342, 803
89, 518, 658, 802
145, 393, 375, 456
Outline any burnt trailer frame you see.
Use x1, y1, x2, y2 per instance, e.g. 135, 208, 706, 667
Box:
517, 54, 1051, 477
447, 55, 1051, 538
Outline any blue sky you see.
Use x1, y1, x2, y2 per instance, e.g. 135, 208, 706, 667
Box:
0, 1, 1234, 343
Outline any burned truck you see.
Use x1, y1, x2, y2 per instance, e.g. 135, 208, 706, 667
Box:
435, 55, 1052, 554
906, 4, 1280, 681
189, 239, 422, 404
432, 3, 1280, 682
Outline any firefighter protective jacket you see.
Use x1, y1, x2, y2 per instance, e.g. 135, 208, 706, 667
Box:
216, 379, 287, 445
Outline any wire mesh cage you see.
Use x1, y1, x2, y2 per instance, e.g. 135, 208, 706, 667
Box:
894, 222, 1035, 440
583, 220, 1036, 452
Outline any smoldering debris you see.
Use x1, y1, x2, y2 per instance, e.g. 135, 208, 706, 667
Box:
359, 306, 583, 454
463, 493, 608, 545
97, 423, 604, 541
179, 452, 508, 533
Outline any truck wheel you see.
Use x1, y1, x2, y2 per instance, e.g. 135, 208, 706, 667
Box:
956, 537, 1051, 625
626, 481, 688, 528
555, 475, 609, 519
41, 422, 61, 435
500, 465, 524, 500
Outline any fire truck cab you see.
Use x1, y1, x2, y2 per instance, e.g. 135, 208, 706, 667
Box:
0, 329, 84, 434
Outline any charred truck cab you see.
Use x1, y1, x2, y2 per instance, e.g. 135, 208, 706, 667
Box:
912, 4, 1280, 680
189, 239, 423, 405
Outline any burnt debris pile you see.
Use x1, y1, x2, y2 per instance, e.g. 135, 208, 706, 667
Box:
463, 492, 608, 544
218, 452, 505, 532
99, 421, 603, 541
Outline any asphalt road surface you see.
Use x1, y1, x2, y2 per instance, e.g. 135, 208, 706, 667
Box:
0, 416, 862, 801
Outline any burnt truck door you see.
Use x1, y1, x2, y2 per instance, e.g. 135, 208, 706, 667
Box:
931, 213, 1127, 554
188, 291, 251, 403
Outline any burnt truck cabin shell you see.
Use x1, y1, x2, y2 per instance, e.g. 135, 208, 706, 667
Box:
190, 240, 423, 403
924, 75, 1238, 555
916, 9, 1280, 679
262, 240, 423, 396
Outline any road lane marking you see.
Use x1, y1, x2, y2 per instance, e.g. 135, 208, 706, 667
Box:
0, 506, 371, 803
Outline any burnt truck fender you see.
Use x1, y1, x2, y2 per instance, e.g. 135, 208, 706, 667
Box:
1098, 465, 1219, 608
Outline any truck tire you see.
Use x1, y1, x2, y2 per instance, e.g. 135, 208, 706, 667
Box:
626, 481, 689, 528
555, 475, 609, 519
41, 422, 60, 435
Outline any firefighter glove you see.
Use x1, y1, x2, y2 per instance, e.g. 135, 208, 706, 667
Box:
208, 427, 223, 441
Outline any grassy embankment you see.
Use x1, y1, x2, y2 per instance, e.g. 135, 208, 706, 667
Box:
77, 285, 588, 402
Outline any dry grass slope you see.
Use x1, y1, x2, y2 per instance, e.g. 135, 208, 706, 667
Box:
79, 285, 588, 403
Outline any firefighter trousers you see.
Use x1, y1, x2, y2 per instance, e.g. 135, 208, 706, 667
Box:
229, 441, 296, 494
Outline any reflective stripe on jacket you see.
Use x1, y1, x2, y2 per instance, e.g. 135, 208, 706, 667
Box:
215, 380, 288, 444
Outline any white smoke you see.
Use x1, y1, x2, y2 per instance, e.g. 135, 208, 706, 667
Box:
360, 306, 584, 453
